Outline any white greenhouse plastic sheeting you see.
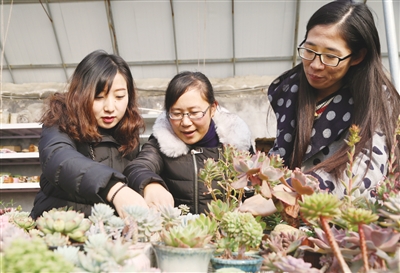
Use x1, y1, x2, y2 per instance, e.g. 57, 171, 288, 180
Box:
0, 0, 398, 85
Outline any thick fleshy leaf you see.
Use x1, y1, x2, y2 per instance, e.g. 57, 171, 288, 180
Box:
284, 203, 300, 218
259, 164, 284, 182
260, 180, 272, 198
231, 175, 249, 189
273, 191, 298, 206
248, 175, 262, 186
290, 168, 319, 195
291, 178, 314, 195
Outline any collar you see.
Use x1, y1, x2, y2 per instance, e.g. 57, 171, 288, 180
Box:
152, 107, 252, 157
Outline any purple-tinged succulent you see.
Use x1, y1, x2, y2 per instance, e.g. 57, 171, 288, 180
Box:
345, 223, 400, 254
273, 255, 322, 273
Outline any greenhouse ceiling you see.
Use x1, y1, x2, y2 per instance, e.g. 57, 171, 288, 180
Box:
0, 0, 399, 85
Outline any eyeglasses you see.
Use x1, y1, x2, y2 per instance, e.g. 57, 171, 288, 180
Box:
297, 47, 352, 67
168, 105, 211, 120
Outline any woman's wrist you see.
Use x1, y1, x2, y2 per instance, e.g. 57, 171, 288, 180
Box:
107, 182, 127, 203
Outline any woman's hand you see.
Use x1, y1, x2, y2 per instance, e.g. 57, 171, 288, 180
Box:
238, 194, 277, 216
107, 182, 148, 218
143, 182, 174, 210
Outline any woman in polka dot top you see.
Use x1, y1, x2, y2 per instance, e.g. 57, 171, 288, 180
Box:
240, 0, 400, 216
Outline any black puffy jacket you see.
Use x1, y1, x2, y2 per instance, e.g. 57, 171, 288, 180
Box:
124, 108, 253, 214
30, 126, 138, 219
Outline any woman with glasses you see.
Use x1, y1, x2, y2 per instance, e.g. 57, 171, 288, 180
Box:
124, 71, 253, 214
240, 0, 400, 215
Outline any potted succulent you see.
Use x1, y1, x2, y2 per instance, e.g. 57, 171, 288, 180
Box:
204, 200, 264, 273
152, 210, 218, 273
259, 122, 400, 273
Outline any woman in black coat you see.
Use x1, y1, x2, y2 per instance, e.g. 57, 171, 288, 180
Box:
30, 50, 148, 219
124, 71, 254, 214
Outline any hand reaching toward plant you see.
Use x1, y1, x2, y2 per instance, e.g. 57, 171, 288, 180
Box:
107, 182, 148, 218
143, 182, 174, 210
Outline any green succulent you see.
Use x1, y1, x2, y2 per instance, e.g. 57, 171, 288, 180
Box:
341, 207, 379, 229
1, 237, 74, 273
123, 205, 163, 242
218, 211, 263, 259
161, 214, 217, 248
299, 192, 342, 221
158, 205, 182, 231
35, 207, 91, 243
43, 232, 69, 247
207, 199, 232, 221
10, 211, 36, 231
88, 203, 125, 239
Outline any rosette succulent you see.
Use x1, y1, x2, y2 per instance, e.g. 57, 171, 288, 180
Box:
123, 205, 163, 242
36, 207, 91, 243
160, 214, 217, 248
1, 237, 74, 273
217, 211, 264, 260
9, 211, 36, 231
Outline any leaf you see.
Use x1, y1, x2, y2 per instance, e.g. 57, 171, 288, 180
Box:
291, 178, 314, 195
260, 180, 272, 198
284, 203, 300, 218
272, 191, 298, 206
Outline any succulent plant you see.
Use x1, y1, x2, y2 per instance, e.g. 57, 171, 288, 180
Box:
35, 207, 91, 243
9, 211, 36, 231
88, 203, 125, 239
300, 193, 350, 273
123, 205, 163, 242
1, 237, 75, 273
160, 214, 217, 248
199, 144, 250, 206
43, 232, 69, 247
158, 205, 182, 231
273, 255, 321, 273
0, 200, 21, 215
379, 194, 400, 231
299, 192, 342, 221
206, 199, 232, 221
264, 228, 306, 255
261, 252, 285, 272
0, 214, 30, 252
217, 211, 264, 260
177, 204, 190, 215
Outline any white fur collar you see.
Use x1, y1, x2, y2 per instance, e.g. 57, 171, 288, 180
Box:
152, 107, 252, 158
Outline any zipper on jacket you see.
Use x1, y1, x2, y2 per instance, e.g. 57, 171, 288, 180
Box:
191, 148, 203, 214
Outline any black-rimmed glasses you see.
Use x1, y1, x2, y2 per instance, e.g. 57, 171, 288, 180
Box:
168, 105, 211, 120
297, 47, 352, 67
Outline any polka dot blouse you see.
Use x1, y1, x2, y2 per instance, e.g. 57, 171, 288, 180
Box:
268, 69, 388, 199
